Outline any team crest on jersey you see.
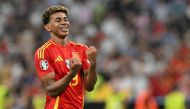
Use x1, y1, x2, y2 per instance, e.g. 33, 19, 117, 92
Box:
40, 60, 48, 70
65, 59, 70, 69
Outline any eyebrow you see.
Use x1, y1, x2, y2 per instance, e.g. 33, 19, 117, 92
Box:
54, 16, 67, 20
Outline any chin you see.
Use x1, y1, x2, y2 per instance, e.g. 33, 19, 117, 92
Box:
58, 34, 68, 39
61, 31, 69, 35
58, 35, 67, 39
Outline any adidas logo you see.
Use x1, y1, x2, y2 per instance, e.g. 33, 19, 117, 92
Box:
55, 56, 63, 62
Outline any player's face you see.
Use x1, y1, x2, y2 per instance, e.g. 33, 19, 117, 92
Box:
49, 12, 70, 39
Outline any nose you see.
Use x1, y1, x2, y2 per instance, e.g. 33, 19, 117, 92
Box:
61, 21, 70, 27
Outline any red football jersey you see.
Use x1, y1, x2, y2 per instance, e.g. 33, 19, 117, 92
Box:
34, 39, 90, 109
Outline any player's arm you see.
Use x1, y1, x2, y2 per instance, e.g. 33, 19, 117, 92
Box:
35, 52, 81, 97
42, 57, 81, 97
83, 46, 97, 92
40, 71, 74, 97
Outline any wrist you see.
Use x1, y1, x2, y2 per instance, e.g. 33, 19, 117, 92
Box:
68, 71, 76, 78
90, 62, 96, 66
90, 63, 96, 71
89, 60, 96, 65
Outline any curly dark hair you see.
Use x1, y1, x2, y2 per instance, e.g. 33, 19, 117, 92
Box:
42, 6, 69, 25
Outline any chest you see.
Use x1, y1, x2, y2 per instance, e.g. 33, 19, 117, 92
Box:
50, 46, 83, 76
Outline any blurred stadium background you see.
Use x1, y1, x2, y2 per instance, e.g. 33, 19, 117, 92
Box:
0, 0, 190, 109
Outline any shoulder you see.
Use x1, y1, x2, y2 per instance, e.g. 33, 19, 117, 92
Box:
34, 41, 53, 59
69, 41, 88, 49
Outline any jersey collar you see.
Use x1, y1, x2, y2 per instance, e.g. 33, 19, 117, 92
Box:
49, 39, 71, 47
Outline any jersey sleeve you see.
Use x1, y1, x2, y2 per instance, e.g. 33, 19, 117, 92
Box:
34, 49, 54, 78
82, 45, 90, 71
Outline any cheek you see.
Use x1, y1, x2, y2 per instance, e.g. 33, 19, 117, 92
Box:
51, 25, 59, 32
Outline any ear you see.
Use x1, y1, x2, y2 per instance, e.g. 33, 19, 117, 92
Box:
44, 24, 52, 32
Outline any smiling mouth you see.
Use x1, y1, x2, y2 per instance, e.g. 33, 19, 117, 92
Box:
59, 24, 69, 32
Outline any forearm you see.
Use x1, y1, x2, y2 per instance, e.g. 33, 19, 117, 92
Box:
46, 73, 75, 97
46, 55, 82, 96
84, 63, 97, 92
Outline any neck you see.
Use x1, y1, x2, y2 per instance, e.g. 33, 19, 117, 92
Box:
51, 35, 69, 46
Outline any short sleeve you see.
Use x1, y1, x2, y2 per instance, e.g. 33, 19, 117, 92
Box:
82, 45, 90, 71
34, 49, 54, 78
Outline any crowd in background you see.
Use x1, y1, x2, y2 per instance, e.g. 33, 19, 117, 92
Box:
0, 0, 190, 109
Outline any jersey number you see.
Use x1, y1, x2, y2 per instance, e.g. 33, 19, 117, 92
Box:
70, 74, 78, 86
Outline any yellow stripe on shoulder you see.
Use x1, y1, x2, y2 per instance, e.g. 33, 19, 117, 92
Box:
38, 42, 52, 59
38, 42, 50, 58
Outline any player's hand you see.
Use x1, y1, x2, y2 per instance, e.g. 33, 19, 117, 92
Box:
70, 55, 82, 77
86, 46, 97, 65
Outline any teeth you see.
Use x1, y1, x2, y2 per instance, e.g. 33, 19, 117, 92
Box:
59, 24, 68, 29
60, 28, 68, 32
59, 24, 69, 32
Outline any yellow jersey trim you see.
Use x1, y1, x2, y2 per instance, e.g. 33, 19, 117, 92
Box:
38, 42, 51, 59
53, 96, 60, 109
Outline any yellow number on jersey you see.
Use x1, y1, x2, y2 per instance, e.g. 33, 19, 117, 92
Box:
70, 74, 78, 86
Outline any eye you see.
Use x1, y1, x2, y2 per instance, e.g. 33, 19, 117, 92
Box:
64, 17, 68, 21
55, 18, 61, 22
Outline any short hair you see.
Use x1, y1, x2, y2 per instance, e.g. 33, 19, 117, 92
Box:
42, 6, 69, 25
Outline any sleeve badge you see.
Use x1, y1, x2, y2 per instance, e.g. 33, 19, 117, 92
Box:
40, 60, 49, 70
